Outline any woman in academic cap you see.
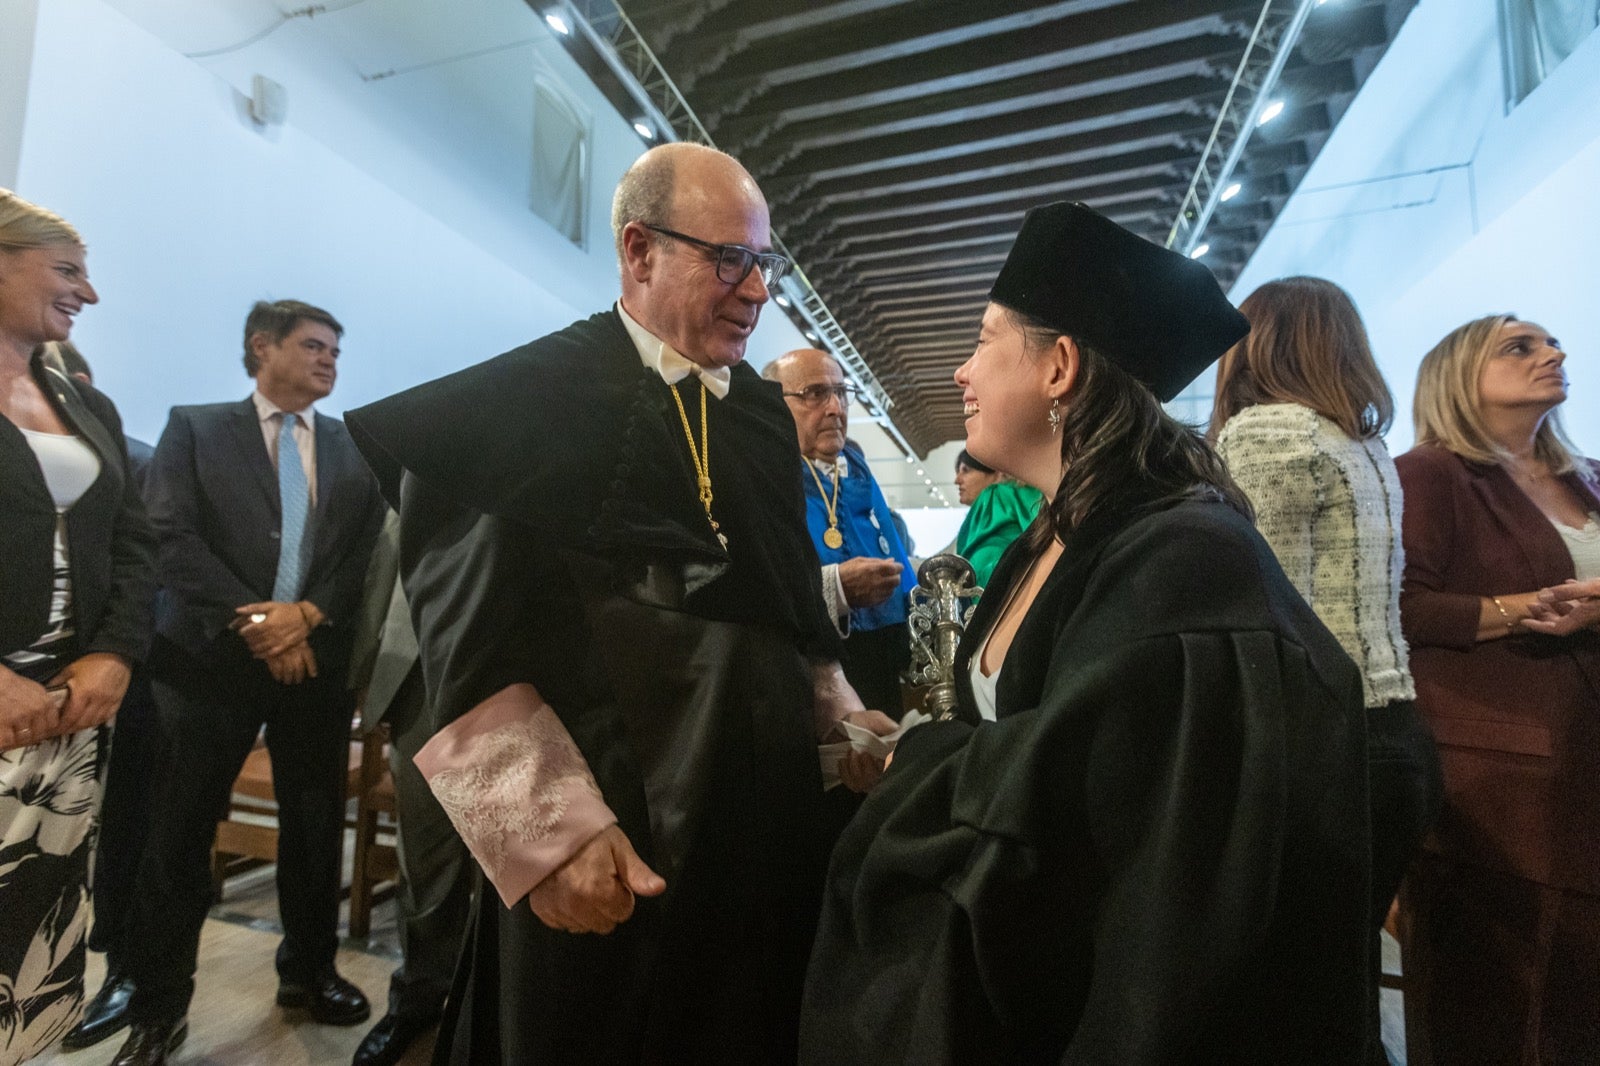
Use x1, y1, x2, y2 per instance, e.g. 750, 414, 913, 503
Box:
801, 203, 1375, 1064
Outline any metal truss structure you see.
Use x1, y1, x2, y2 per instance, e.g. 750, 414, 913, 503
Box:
1166, 0, 1320, 255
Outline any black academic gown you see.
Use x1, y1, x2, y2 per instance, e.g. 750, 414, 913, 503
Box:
346, 311, 841, 1065
801, 493, 1373, 1065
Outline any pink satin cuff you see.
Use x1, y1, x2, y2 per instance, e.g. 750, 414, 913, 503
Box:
414, 683, 617, 908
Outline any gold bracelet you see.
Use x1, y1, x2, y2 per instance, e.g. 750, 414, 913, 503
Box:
1491, 596, 1516, 634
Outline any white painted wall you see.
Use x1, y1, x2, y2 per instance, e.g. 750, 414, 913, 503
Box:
0, 0, 39, 188
5, 0, 825, 450
1229, 0, 1600, 455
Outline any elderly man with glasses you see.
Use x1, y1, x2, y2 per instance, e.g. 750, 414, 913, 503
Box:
344, 143, 894, 1065
764, 348, 917, 717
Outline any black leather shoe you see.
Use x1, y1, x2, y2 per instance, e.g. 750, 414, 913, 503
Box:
61, 968, 136, 1048
108, 1018, 187, 1066
276, 972, 372, 1026
352, 1011, 440, 1066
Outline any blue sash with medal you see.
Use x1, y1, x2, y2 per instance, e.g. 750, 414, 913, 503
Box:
801, 442, 916, 632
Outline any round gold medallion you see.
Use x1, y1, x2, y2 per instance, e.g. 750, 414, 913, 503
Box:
823, 527, 844, 550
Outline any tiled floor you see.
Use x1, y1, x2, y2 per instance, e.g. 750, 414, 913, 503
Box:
35, 866, 434, 1066
37, 862, 1410, 1065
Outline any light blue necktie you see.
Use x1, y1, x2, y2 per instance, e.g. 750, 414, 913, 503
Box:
272, 412, 311, 603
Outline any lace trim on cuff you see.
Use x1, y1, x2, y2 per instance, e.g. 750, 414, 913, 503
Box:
416, 685, 609, 895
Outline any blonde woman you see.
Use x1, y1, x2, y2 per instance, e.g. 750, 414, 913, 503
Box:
0, 190, 155, 1063
1397, 314, 1600, 1063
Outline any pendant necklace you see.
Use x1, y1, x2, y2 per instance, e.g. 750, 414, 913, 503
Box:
669, 380, 727, 550
806, 459, 845, 549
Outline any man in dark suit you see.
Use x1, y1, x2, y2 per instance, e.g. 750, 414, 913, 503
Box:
109, 300, 385, 1066
345, 512, 472, 1066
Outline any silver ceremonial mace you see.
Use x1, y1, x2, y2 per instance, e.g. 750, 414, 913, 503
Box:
906, 554, 983, 721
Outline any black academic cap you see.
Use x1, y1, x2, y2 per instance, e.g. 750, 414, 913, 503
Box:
987, 201, 1249, 402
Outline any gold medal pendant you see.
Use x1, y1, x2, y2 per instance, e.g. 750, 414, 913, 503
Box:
807, 460, 847, 554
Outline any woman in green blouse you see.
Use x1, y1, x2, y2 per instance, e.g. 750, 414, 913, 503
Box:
953, 449, 1041, 588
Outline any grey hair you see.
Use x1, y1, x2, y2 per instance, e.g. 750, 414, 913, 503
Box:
610, 152, 677, 265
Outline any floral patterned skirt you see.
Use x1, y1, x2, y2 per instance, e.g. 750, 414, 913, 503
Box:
0, 725, 107, 1066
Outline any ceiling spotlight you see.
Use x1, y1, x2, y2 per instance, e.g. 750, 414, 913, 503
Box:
1220, 182, 1242, 202
905, 456, 915, 464
924, 478, 933, 485
1257, 100, 1284, 126
916, 469, 924, 476
544, 12, 570, 35
633, 122, 654, 139
774, 295, 791, 308
804, 331, 819, 343
1190, 243, 1211, 260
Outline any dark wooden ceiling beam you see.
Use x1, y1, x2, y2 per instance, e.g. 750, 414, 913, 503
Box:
792, 197, 1158, 265
717, 36, 1237, 162
699, 2, 1254, 128
651, 0, 924, 87
666, 0, 1115, 87
809, 233, 1015, 271
797, 217, 1024, 259
813, 160, 1187, 228
776, 115, 1212, 209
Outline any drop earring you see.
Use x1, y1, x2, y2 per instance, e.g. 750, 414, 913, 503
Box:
1047, 399, 1062, 434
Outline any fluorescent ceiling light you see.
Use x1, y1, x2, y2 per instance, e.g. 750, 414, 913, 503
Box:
1220, 182, 1242, 202
1257, 100, 1285, 125
544, 13, 570, 35
1189, 243, 1210, 260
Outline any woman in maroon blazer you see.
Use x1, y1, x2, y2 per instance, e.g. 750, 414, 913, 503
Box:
1396, 313, 1600, 1065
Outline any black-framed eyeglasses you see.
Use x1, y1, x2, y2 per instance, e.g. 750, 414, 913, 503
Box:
644, 224, 791, 288
782, 383, 858, 408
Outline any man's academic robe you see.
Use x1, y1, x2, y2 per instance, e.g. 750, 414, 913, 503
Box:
801, 494, 1374, 1064
346, 310, 841, 1064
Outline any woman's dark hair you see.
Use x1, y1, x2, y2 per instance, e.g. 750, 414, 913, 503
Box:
1002, 307, 1252, 551
955, 449, 995, 474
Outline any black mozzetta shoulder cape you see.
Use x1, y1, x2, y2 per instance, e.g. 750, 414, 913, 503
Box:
345, 309, 839, 724
801, 495, 1373, 1064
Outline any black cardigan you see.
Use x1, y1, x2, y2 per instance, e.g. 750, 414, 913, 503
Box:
0, 355, 156, 663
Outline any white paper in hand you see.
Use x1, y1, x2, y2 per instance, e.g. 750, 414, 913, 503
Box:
819, 709, 932, 790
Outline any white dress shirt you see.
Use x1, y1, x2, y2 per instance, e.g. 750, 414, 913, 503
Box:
617, 302, 732, 398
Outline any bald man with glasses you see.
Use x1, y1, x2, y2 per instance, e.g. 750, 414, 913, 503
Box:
765, 348, 916, 715
346, 143, 894, 1065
